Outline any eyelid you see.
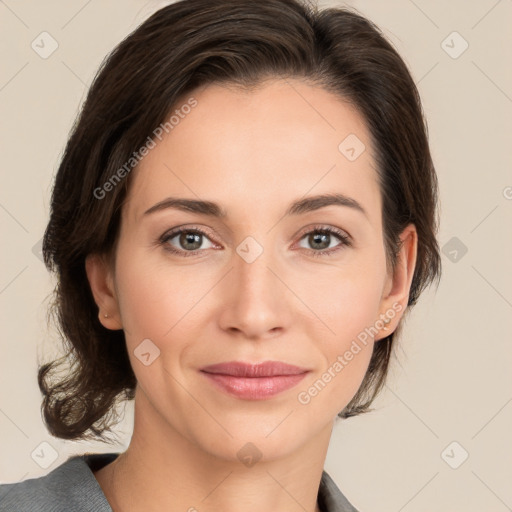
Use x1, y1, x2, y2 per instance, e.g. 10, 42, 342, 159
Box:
159, 225, 219, 249
159, 223, 352, 257
292, 224, 352, 256
294, 224, 352, 244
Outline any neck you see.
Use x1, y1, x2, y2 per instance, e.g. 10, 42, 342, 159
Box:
96, 390, 333, 512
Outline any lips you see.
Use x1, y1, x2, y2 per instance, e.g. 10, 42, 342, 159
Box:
200, 361, 310, 400
201, 361, 309, 377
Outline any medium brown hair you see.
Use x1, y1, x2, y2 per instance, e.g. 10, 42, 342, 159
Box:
39, 0, 441, 441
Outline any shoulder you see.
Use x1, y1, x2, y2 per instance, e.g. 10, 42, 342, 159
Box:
319, 470, 360, 512
0, 453, 119, 512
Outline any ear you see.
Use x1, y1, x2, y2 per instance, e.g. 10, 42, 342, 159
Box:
374, 223, 418, 341
85, 253, 123, 330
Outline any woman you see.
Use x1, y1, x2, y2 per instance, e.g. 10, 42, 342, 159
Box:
0, 0, 441, 510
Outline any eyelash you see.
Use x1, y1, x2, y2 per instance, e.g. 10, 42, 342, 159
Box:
158, 225, 352, 259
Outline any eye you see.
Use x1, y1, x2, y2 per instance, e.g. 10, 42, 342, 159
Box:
159, 227, 216, 257
158, 224, 352, 258
296, 225, 352, 257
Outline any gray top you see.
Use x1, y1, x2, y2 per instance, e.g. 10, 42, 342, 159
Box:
0, 453, 359, 511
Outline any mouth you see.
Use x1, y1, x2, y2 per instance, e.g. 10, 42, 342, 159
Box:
200, 361, 310, 400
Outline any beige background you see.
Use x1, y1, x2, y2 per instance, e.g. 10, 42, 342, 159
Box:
1, 0, 511, 510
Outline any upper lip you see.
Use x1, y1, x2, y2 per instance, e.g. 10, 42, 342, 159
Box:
200, 361, 310, 377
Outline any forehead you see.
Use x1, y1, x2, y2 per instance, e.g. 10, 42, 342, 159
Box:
123, 78, 380, 225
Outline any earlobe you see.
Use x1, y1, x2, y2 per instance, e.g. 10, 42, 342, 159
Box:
375, 224, 418, 341
85, 253, 123, 330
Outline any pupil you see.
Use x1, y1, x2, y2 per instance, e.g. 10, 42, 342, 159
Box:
181, 232, 201, 250
311, 232, 329, 250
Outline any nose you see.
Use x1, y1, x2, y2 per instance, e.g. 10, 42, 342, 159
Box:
217, 242, 292, 341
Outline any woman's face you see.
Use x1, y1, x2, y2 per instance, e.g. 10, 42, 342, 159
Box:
89, 78, 416, 462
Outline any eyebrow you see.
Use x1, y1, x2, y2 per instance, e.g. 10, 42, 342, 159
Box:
143, 192, 367, 219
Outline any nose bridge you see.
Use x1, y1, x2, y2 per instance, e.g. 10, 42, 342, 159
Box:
234, 233, 280, 303
238, 243, 273, 292
219, 233, 289, 338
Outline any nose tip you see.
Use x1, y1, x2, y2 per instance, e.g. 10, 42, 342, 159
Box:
218, 250, 289, 340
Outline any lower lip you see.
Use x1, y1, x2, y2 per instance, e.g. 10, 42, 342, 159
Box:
201, 372, 308, 400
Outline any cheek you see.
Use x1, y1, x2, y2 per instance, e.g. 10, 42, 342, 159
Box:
298, 343, 374, 416
292, 261, 384, 410
113, 250, 207, 401
114, 247, 199, 339
296, 257, 386, 343
296, 278, 379, 415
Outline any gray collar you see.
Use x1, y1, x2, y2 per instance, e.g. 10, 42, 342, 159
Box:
80, 452, 360, 512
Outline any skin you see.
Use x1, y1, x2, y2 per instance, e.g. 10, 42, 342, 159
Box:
86, 78, 417, 512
